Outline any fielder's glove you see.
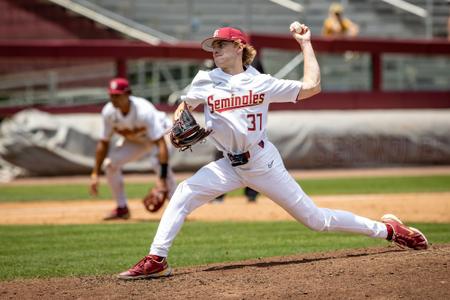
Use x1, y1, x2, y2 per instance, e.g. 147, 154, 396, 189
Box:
142, 187, 168, 213
170, 107, 211, 151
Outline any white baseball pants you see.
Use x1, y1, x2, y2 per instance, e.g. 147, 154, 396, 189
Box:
150, 140, 387, 257
104, 138, 177, 208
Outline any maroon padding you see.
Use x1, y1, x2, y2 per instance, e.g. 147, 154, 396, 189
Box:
1, 35, 449, 58
0, 40, 209, 59
250, 34, 450, 54
270, 91, 450, 111
0, 91, 449, 118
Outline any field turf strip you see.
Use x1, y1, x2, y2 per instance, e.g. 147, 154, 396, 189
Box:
1, 175, 450, 203
0, 221, 449, 280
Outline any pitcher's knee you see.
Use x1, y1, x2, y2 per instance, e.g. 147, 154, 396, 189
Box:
169, 180, 198, 214
302, 214, 327, 232
292, 198, 328, 232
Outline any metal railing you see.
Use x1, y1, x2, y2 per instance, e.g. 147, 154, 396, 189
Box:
380, 0, 433, 38
48, 0, 179, 45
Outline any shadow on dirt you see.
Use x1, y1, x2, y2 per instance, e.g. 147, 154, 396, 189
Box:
201, 248, 402, 272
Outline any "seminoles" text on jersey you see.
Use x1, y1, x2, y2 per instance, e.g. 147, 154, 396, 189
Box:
207, 90, 265, 113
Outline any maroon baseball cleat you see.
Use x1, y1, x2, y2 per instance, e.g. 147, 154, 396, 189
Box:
103, 206, 130, 220
382, 214, 428, 250
118, 255, 172, 280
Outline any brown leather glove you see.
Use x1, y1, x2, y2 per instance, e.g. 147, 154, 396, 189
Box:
170, 107, 211, 151
142, 187, 168, 213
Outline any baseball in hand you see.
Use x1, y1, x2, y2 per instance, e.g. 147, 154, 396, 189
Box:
290, 21, 308, 35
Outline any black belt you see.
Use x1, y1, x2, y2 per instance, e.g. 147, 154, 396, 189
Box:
227, 140, 265, 167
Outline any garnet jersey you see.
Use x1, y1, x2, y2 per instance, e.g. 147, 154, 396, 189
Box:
101, 96, 170, 143
182, 66, 302, 154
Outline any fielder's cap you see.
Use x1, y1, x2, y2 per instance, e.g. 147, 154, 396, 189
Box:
201, 27, 249, 52
108, 77, 131, 95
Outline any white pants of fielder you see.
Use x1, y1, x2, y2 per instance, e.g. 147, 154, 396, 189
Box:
150, 140, 388, 257
104, 138, 177, 208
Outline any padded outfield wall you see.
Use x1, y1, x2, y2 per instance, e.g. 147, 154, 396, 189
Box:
0, 109, 449, 177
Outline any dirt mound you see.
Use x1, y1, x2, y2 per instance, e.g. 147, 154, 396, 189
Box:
1, 245, 448, 299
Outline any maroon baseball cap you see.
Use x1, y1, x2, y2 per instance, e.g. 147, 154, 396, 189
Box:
108, 78, 131, 95
201, 27, 249, 52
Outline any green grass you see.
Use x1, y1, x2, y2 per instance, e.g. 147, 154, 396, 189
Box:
1, 175, 450, 203
299, 175, 450, 195
0, 221, 449, 280
0, 184, 149, 202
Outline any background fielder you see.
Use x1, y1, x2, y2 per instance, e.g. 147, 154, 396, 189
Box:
117, 22, 428, 279
89, 78, 177, 220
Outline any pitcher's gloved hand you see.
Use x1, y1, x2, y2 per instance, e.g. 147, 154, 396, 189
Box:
170, 104, 211, 151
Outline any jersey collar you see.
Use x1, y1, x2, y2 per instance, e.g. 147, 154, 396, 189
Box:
213, 65, 260, 80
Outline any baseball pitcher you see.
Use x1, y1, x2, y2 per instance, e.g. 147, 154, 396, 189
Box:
117, 23, 428, 279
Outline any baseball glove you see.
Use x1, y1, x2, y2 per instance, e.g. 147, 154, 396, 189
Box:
170, 107, 211, 151
142, 187, 168, 213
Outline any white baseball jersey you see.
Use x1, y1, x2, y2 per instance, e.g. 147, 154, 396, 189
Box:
101, 95, 169, 143
100, 95, 177, 210
182, 66, 302, 154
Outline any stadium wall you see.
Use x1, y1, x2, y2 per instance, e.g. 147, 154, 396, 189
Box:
1, 109, 449, 177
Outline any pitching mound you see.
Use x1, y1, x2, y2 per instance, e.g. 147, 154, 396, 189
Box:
1, 245, 448, 299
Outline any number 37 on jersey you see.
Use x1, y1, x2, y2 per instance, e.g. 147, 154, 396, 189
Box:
247, 113, 263, 131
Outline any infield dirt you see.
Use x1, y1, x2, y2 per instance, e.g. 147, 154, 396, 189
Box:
1, 192, 450, 225
2, 166, 450, 224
